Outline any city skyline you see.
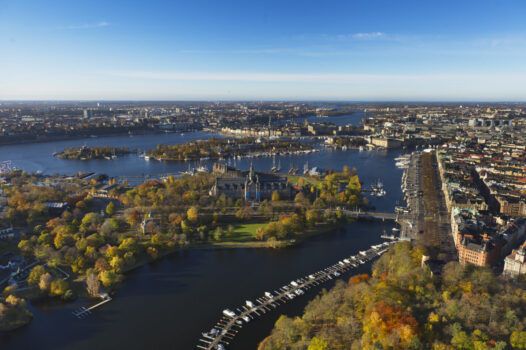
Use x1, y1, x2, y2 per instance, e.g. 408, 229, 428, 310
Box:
2, 0, 526, 100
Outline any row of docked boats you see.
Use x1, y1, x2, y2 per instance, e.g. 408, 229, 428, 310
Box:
197, 240, 396, 350
395, 154, 411, 169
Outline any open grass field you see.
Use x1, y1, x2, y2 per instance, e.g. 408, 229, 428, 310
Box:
225, 223, 267, 242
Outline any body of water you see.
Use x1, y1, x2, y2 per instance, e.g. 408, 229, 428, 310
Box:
1, 222, 392, 350
304, 110, 364, 126
0, 129, 405, 349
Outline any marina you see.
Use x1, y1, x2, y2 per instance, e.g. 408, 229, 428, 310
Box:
197, 241, 396, 350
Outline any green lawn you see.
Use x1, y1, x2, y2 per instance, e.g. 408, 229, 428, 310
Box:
222, 223, 267, 242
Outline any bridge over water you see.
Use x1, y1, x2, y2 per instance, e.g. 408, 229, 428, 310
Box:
341, 210, 398, 221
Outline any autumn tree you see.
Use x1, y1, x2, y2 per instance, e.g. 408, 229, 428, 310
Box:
27, 265, 46, 286
187, 206, 199, 223
38, 273, 52, 291
86, 272, 100, 297
49, 279, 69, 297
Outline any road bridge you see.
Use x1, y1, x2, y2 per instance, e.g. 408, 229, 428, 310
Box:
341, 210, 398, 221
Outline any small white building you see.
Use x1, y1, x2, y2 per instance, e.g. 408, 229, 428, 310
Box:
503, 244, 526, 278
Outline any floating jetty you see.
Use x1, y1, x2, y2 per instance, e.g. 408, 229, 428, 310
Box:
72, 293, 112, 319
197, 240, 397, 350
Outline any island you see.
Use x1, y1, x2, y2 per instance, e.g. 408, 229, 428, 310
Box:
146, 137, 314, 161
54, 146, 131, 160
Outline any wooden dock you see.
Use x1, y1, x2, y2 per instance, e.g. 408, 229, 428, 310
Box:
73, 294, 112, 319
198, 240, 397, 350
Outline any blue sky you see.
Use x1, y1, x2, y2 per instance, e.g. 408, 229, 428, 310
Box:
1, 0, 526, 100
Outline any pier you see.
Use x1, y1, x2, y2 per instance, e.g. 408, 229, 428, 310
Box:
197, 240, 396, 350
72, 293, 112, 319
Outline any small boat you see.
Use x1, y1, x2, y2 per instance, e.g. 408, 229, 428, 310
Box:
222, 309, 236, 318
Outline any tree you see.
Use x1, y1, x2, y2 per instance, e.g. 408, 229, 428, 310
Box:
99, 270, 120, 288
213, 227, 223, 241
94, 257, 111, 273
294, 192, 308, 206
128, 209, 142, 227
147, 246, 159, 259
49, 279, 69, 297
86, 272, 100, 297
511, 331, 526, 349
105, 202, 116, 216
308, 338, 329, 350
80, 212, 102, 233
54, 232, 74, 249
27, 265, 45, 286
110, 256, 124, 272
187, 206, 199, 223
271, 190, 280, 201
39, 273, 52, 291
255, 227, 265, 240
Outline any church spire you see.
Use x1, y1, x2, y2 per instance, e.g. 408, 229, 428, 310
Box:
249, 162, 254, 181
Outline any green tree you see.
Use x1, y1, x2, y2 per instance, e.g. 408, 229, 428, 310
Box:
27, 265, 45, 286
511, 331, 526, 349
105, 201, 116, 216
213, 227, 223, 241
308, 337, 329, 350
99, 270, 120, 288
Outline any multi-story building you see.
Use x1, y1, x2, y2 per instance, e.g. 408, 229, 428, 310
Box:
503, 244, 526, 278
